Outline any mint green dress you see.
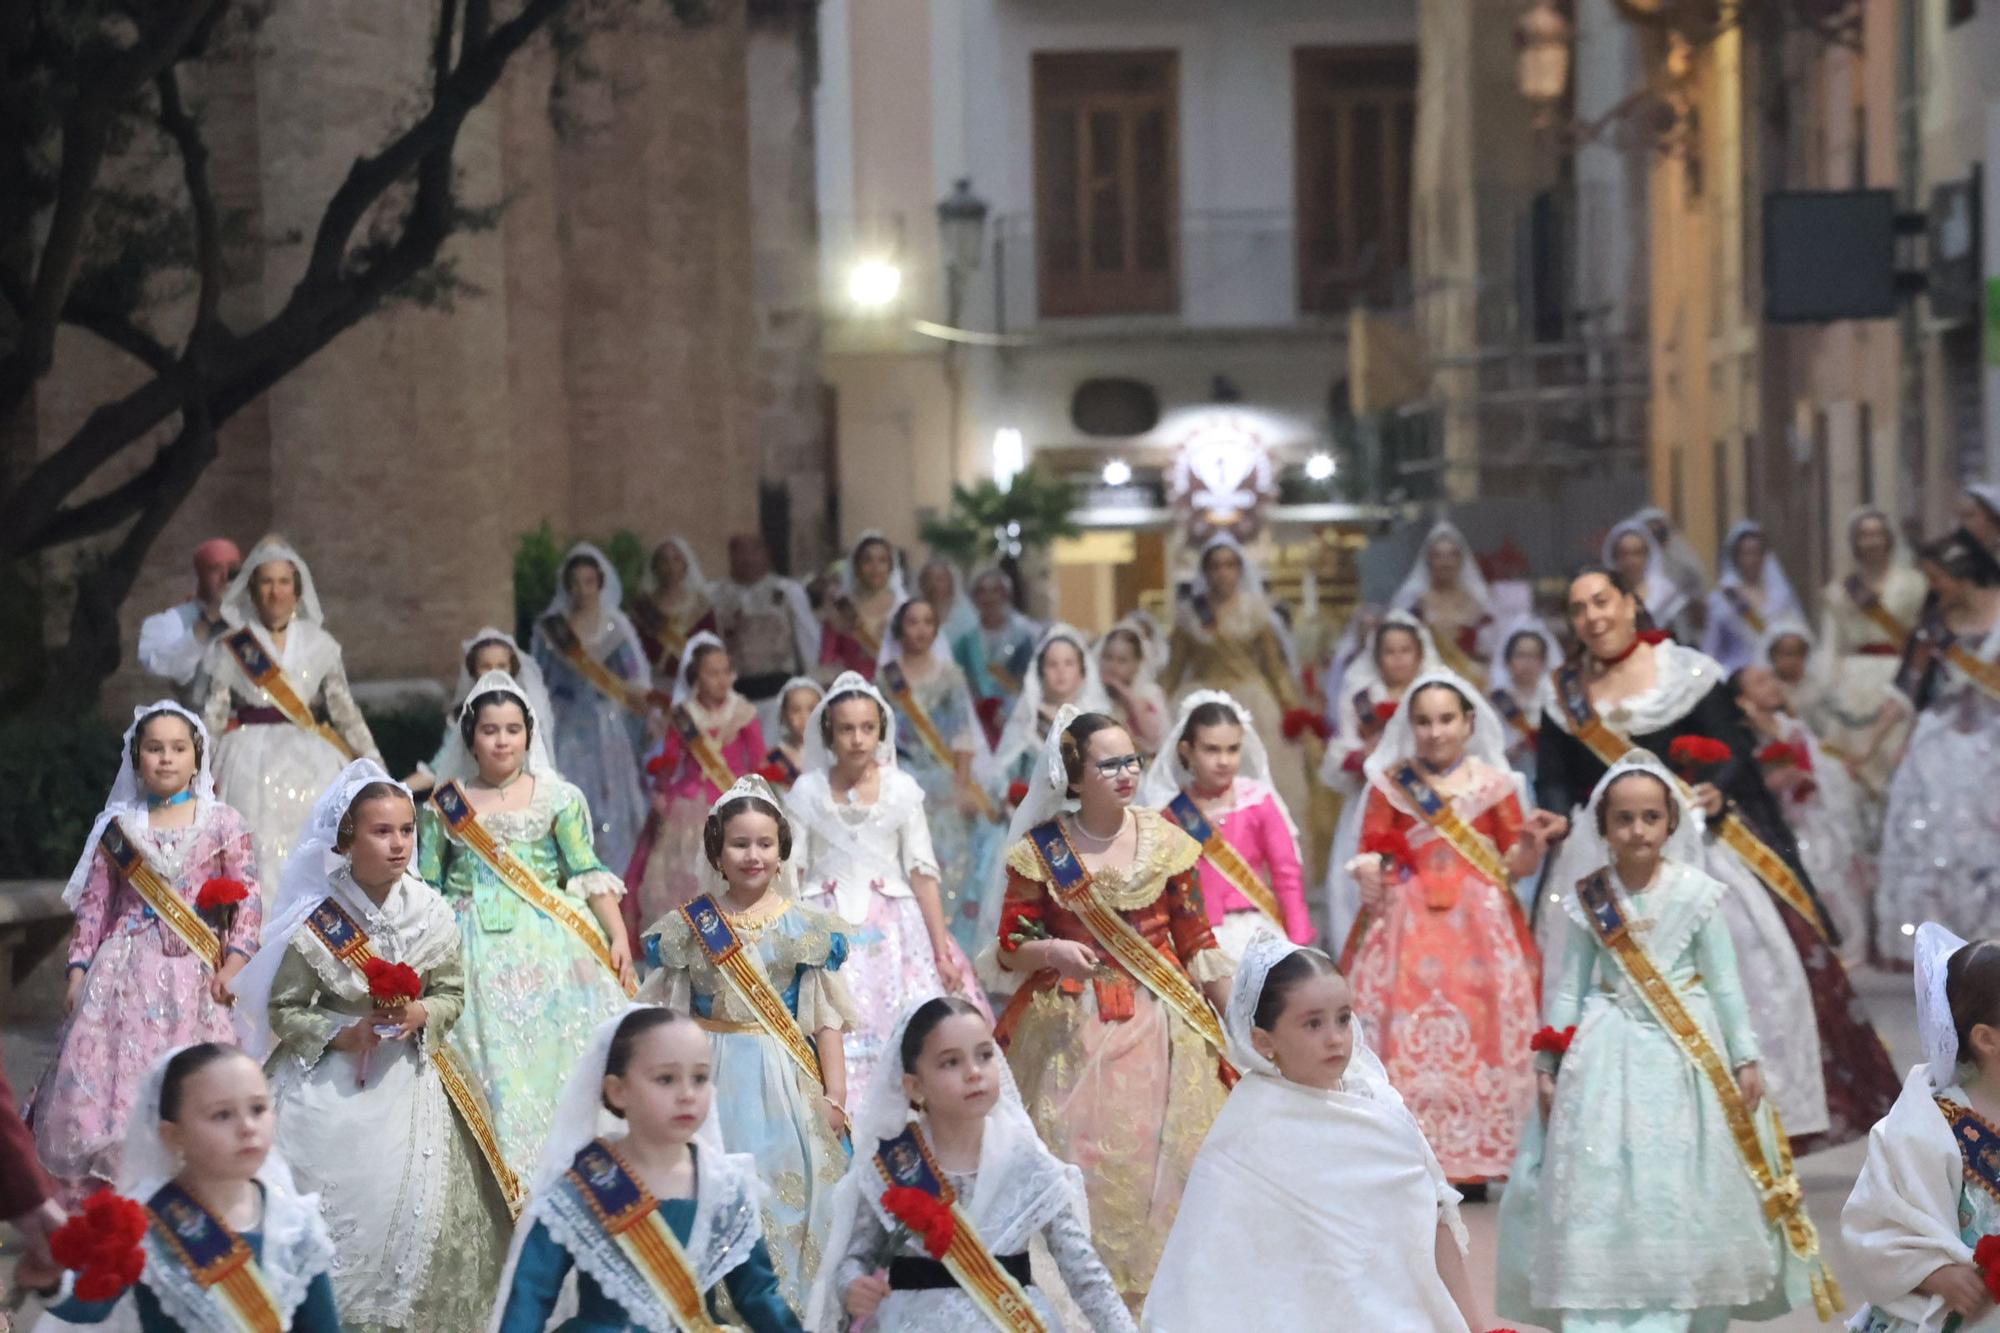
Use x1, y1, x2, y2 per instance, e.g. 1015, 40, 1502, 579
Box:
419, 774, 631, 1179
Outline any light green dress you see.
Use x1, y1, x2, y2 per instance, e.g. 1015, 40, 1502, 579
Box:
418, 774, 631, 1179
1498, 860, 1814, 1331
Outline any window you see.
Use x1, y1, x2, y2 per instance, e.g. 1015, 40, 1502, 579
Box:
1033, 51, 1179, 317
1294, 47, 1417, 312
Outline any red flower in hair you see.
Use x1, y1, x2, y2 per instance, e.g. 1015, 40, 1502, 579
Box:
881, 1186, 956, 1260
195, 877, 249, 911
1529, 1025, 1577, 1056
1667, 735, 1730, 779
50, 1188, 148, 1302
362, 957, 424, 1005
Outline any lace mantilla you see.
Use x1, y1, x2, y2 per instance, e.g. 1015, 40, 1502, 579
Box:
136, 1183, 336, 1332
1004, 806, 1201, 910
1538, 641, 1724, 736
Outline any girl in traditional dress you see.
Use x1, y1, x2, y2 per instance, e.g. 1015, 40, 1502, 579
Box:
1161, 535, 1313, 827
950, 567, 1042, 749
1342, 671, 1552, 1189
409, 628, 559, 794
1757, 620, 1829, 733
1875, 530, 2000, 964
533, 542, 652, 874
1095, 620, 1169, 756
1535, 563, 1900, 1150
35, 704, 261, 1205
1701, 520, 1804, 674
1604, 518, 1697, 642
630, 537, 716, 692
1319, 612, 1439, 946
819, 532, 902, 680
642, 777, 855, 1307
1635, 505, 1712, 617
1841, 926, 2000, 1333
418, 671, 636, 1181
1731, 653, 1872, 965
38, 1044, 341, 1332
234, 760, 512, 1332
628, 632, 766, 924
1136, 692, 1314, 959
1390, 520, 1498, 688
760, 675, 823, 792
990, 622, 1110, 788
787, 672, 985, 1095
1816, 507, 1927, 820
198, 539, 379, 895
878, 598, 1004, 956
992, 708, 1233, 1310
1144, 939, 1479, 1332
1488, 616, 1561, 784
812, 996, 1135, 1333
491, 1005, 803, 1333
916, 554, 979, 646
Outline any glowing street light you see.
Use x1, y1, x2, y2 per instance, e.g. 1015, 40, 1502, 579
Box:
992, 428, 1025, 491
848, 259, 903, 310
1305, 452, 1336, 482
1101, 459, 1133, 487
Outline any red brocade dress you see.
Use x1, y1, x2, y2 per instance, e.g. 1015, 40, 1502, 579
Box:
1343, 760, 1541, 1183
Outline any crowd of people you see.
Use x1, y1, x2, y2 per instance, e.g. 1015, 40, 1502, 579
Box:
1, 485, 1997, 1332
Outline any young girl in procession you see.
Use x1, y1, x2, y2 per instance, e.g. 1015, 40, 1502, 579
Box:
1095, 620, 1169, 756
1759, 621, 1829, 733
877, 597, 1005, 956
198, 539, 381, 894
762, 675, 823, 790
1701, 520, 1804, 673
1874, 530, 2000, 964
1815, 507, 1927, 823
1135, 691, 1314, 960
37, 1044, 342, 1333
951, 566, 1041, 748
235, 760, 513, 1332
628, 632, 767, 924
1841, 926, 2000, 1332
820, 532, 903, 679
1604, 518, 1697, 642
491, 1005, 803, 1333
35, 703, 262, 1204
917, 553, 979, 646
533, 542, 652, 874
629, 536, 717, 692
787, 672, 986, 1094
990, 623, 1112, 789
1342, 670, 1553, 1189
1319, 611, 1438, 945
810, 996, 1136, 1333
1498, 751, 1834, 1332
641, 776, 855, 1307
1389, 520, 1498, 689
992, 708, 1233, 1311
1144, 937, 1480, 1332
408, 627, 559, 794
418, 671, 636, 1182
1488, 616, 1561, 785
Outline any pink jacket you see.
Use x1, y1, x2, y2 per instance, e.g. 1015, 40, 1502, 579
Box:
1195, 782, 1313, 944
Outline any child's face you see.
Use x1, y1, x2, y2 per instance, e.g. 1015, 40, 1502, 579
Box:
855, 541, 893, 592
1506, 637, 1548, 689
695, 649, 734, 703
902, 1011, 1003, 1123
718, 809, 782, 897
1375, 629, 1421, 689
471, 700, 529, 779
1075, 725, 1141, 808
1039, 641, 1084, 700
469, 642, 515, 678
897, 601, 939, 658
1180, 721, 1243, 794
781, 688, 818, 743
605, 1021, 714, 1145
1409, 685, 1472, 770
1602, 773, 1674, 872
137, 715, 199, 799
346, 794, 416, 887
828, 697, 882, 768
1098, 635, 1139, 686
1768, 636, 1809, 684
1736, 666, 1786, 714
1251, 971, 1355, 1091
1611, 532, 1651, 586
160, 1054, 272, 1185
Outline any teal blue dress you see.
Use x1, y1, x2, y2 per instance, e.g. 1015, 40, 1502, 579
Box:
47, 1232, 343, 1332
887, 661, 1004, 954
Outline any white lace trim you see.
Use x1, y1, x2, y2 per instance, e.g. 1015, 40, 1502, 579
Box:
1538, 642, 1725, 737
136, 1184, 335, 1330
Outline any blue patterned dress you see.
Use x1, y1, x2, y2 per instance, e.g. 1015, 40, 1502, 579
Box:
533, 616, 649, 871
888, 662, 1004, 955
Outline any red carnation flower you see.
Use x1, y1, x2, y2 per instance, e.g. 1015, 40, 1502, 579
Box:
755, 763, 791, 786
646, 753, 674, 779
1281, 707, 1325, 741
1361, 825, 1414, 869
1005, 781, 1029, 808
361, 957, 424, 1005
1973, 1234, 2000, 1301
1372, 700, 1399, 722
195, 877, 250, 911
50, 1189, 148, 1302
1667, 734, 1730, 779
881, 1186, 956, 1260
1529, 1025, 1577, 1056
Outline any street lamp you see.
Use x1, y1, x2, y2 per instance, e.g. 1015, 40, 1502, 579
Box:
1516, 0, 1572, 127
935, 178, 990, 326
848, 258, 903, 310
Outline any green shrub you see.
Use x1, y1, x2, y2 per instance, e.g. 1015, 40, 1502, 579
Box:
363, 702, 448, 782
513, 523, 649, 643
0, 717, 125, 877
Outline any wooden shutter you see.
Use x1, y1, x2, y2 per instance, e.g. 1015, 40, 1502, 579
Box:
1294, 47, 1418, 312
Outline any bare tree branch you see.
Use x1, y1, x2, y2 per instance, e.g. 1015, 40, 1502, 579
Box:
0, 272, 177, 375
154, 66, 224, 344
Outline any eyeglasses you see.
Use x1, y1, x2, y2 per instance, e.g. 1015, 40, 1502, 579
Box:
1091, 753, 1144, 777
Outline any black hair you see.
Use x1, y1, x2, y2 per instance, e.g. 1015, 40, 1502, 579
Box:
1175, 700, 1242, 753
702, 794, 794, 868
458, 688, 535, 752
159, 1043, 250, 1123
562, 553, 604, 589
1036, 634, 1086, 683
891, 597, 936, 644
1947, 941, 2000, 1068
1199, 542, 1242, 574
851, 535, 895, 580
1372, 622, 1422, 667
1253, 948, 1340, 1031
1592, 768, 1680, 837
1100, 626, 1146, 661
899, 995, 987, 1074
601, 1006, 697, 1117
817, 688, 888, 746
131, 707, 205, 774
1920, 528, 2000, 589
1503, 628, 1550, 663
463, 636, 521, 680
1059, 711, 1129, 797
335, 781, 416, 852
1565, 561, 1661, 639
1408, 679, 1475, 717
682, 639, 729, 691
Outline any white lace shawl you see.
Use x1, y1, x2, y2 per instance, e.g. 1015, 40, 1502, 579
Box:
1534, 641, 1726, 741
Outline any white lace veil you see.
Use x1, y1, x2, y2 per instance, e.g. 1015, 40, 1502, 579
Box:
115, 1045, 307, 1201
543, 542, 642, 651
991, 624, 1110, 777
1753, 618, 1820, 679
1716, 519, 1801, 616
1340, 610, 1442, 698
1361, 668, 1521, 809
670, 630, 731, 710
1135, 690, 1299, 840
642, 537, 709, 601
1486, 616, 1562, 699
1968, 483, 2000, 528
1602, 519, 1687, 626
775, 676, 824, 744
1389, 520, 1495, 618
1576, 748, 1707, 873
1224, 933, 1393, 1094
1093, 616, 1163, 694
433, 670, 558, 785
1633, 506, 1707, 588
803, 997, 1088, 1333
451, 627, 557, 743
1839, 505, 1916, 576
692, 774, 805, 901
1915, 923, 1976, 1090
978, 704, 1085, 948
841, 530, 906, 603
65, 702, 217, 909
232, 760, 415, 1057
800, 671, 900, 772
876, 597, 957, 674
221, 539, 326, 629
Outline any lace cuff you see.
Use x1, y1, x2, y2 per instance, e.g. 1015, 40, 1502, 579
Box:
794, 967, 860, 1034
1185, 947, 1233, 984
567, 868, 625, 900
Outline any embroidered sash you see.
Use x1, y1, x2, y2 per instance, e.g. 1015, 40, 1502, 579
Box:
1162, 793, 1283, 925
1388, 762, 1512, 890
629, 599, 691, 674
301, 898, 524, 1216
1425, 620, 1489, 692
987, 654, 1023, 697
540, 613, 643, 715
872, 1123, 1048, 1333
880, 662, 999, 821
1928, 625, 2000, 704
764, 748, 800, 787
1574, 870, 1841, 1319
1845, 574, 1914, 648
1719, 584, 1768, 636
1555, 668, 1832, 945
221, 629, 357, 759
669, 705, 740, 795
679, 894, 823, 1088
567, 1139, 723, 1333
146, 1182, 284, 1333
1490, 688, 1536, 744
101, 818, 223, 969
1936, 1098, 2000, 1206
430, 781, 634, 996
1023, 820, 1234, 1072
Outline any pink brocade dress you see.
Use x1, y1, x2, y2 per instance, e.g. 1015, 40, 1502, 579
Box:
1189, 782, 1315, 957
32, 805, 262, 1201
625, 696, 765, 934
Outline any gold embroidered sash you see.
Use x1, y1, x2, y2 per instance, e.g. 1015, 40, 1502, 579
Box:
1024, 820, 1234, 1071
1719, 584, 1768, 636
1573, 869, 1841, 1319
301, 898, 525, 1216
540, 613, 643, 715
101, 818, 224, 969
567, 1139, 723, 1333
222, 628, 357, 759
146, 1182, 284, 1333
1935, 632, 2000, 704
1845, 574, 1913, 648
1162, 793, 1283, 926
1388, 762, 1513, 891
669, 705, 740, 794
679, 895, 824, 1088
873, 1123, 1048, 1333
430, 782, 634, 997
1430, 632, 1489, 692
879, 662, 999, 821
